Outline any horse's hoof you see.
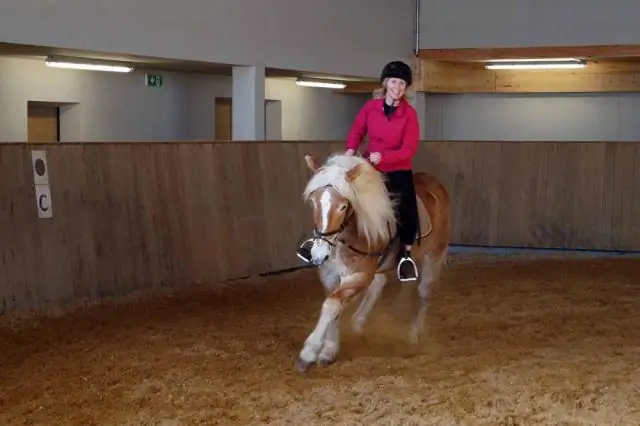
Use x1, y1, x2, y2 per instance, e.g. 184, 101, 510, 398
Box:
296, 359, 314, 373
318, 358, 335, 367
351, 317, 365, 335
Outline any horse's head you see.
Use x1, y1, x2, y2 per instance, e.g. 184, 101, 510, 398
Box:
302, 154, 362, 264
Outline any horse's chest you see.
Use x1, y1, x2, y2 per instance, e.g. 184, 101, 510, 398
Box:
318, 254, 351, 291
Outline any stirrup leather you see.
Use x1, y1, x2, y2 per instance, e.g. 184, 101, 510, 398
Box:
397, 256, 419, 282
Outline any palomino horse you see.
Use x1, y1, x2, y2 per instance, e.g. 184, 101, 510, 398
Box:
296, 152, 451, 372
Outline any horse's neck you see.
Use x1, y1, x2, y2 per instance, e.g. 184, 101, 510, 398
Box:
343, 215, 389, 252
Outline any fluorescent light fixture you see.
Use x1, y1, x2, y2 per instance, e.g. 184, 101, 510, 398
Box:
486, 58, 581, 62
484, 58, 586, 70
486, 63, 586, 70
296, 78, 346, 89
45, 56, 133, 73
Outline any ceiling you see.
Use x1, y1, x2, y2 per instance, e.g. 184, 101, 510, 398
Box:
0, 42, 373, 82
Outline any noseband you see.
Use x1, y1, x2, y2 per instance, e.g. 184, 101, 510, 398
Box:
311, 206, 355, 249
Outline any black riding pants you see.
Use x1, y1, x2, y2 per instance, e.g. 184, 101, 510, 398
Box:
383, 170, 419, 246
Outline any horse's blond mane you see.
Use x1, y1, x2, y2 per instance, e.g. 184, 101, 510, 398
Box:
303, 154, 397, 246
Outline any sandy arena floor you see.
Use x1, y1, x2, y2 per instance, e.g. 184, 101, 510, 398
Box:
1, 253, 640, 425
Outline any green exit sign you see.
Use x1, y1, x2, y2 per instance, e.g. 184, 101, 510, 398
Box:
145, 74, 163, 87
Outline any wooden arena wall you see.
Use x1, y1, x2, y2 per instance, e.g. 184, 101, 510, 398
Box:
0, 140, 638, 313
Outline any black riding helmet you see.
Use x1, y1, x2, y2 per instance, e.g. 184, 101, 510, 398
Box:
380, 60, 412, 87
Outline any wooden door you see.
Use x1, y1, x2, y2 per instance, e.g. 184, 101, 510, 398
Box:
214, 98, 232, 140
214, 98, 272, 140
28, 105, 59, 143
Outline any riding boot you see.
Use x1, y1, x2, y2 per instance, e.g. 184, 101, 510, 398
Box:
296, 239, 314, 263
396, 249, 419, 282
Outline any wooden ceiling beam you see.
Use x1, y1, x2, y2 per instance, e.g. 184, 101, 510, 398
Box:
417, 45, 640, 61
414, 58, 640, 94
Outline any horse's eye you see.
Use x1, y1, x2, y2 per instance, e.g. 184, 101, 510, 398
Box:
339, 204, 347, 211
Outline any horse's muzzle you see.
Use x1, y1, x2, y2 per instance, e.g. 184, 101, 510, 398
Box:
312, 254, 329, 265
296, 235, 331, 266
310, 239, 331, 265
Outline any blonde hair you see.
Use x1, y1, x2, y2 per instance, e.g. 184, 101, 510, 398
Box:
303, 154, 396, 246
372, 77, 413, 101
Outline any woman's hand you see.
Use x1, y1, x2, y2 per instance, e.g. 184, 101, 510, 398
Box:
369, 152, 381, 164
345, 149, 355, 156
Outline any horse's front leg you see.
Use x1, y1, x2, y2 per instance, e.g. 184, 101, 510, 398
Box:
297, 272, 372, 372
317, 313, 340, 366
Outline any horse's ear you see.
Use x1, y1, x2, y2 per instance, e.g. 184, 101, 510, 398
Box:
346, 164, 362, 182
304, 154, 319, 172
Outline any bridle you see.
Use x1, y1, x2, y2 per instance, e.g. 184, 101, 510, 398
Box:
308, 201, 355, 249
300, 188, 394, 263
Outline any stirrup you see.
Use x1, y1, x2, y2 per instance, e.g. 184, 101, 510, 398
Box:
296, 238, 315, 263
397, 256, 419, 282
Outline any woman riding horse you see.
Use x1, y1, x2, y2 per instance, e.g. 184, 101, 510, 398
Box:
298, 60, 421, 282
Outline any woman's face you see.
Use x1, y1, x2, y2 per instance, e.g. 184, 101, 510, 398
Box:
385, 77, 407, 101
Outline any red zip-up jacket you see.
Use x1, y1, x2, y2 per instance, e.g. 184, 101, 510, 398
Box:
345, 98, 420, 172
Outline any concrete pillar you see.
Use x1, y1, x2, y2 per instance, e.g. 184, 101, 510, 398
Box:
232, 65, 265, 140
410, 92, 428, 140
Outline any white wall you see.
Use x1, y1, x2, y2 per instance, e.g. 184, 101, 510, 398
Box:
0, 0, 414, 79
12, 54, 636, 144
414, 0, 640, 142
419, 0, 640, 49
424, 93, 640, 142
0, 56, 187, 141
181, 73, 231, 141
0, 57, 369, 142
265, 78, 369, 140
